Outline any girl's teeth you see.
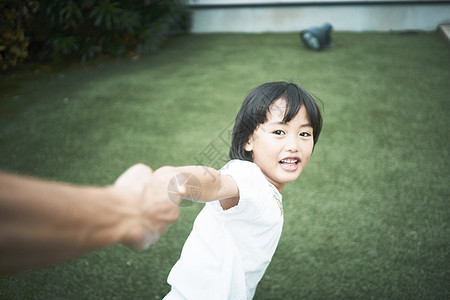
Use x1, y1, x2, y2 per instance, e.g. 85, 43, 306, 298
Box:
281, 159, 297, 163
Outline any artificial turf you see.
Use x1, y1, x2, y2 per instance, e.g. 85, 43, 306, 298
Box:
0, 31, 449, 299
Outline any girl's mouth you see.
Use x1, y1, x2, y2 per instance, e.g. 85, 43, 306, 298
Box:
279, 158, 300, 171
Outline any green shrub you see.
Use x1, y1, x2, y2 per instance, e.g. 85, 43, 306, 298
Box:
1, 0, 192, 67
0, 0, 38, 70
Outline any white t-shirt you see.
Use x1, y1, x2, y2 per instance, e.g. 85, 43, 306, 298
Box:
164, 160, 284, 300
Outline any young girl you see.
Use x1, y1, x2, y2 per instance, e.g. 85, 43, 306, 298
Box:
155, 82, 323, 299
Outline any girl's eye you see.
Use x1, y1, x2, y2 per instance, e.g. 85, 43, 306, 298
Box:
273, 130, 285, 135
299, 132, 312, 137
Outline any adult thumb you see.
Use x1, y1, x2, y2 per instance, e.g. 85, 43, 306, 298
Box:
167, 173, 188, 205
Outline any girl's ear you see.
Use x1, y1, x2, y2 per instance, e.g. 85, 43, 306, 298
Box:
244, 136, 254, 152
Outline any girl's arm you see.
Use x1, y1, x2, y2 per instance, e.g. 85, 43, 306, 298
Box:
152, 166, 239, 210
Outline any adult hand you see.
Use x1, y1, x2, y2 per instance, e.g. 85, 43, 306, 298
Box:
113, 164, 183, 250
0, 163, 184, 275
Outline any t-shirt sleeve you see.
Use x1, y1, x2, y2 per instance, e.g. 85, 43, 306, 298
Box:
214, 160, 267, 217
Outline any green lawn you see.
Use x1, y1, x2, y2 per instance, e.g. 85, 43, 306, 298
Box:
0, 31, 449, 299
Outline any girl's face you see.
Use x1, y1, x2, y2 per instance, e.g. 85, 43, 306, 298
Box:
244, 99, 314, 192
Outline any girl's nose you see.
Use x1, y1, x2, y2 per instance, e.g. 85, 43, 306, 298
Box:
284, 135, 299, 152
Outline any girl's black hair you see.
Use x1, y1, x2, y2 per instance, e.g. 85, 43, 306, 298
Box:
230, 82, 323, 162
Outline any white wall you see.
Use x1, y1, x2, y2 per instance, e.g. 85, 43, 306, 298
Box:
188, 2, 450, 32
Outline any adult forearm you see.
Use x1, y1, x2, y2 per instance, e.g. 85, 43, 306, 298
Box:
0, 173, 138, 275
